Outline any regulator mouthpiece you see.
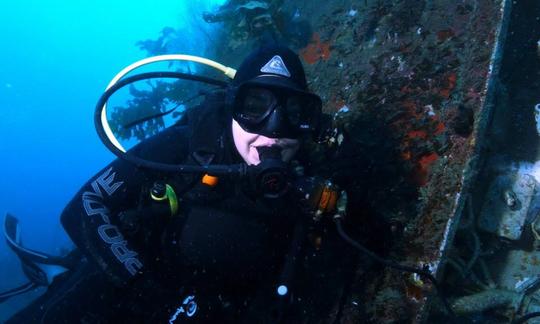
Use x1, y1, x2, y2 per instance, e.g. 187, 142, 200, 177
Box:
253, 146, 289, 199
257, 146, 282, 161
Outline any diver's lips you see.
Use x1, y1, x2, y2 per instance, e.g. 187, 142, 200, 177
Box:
249, 139, 299, 150
250, 144, 295, 150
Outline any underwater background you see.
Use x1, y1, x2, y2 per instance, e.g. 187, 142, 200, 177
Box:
2, 0, 539, 322
0, 0, 226, 319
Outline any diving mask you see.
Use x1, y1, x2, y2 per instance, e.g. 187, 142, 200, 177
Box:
233, 86, 322, 138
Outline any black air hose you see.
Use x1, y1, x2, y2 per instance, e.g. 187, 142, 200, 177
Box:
513, 312, 540, 324
334, 217, 455, 317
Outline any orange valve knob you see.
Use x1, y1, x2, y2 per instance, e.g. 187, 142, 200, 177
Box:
202, 174, 219, 187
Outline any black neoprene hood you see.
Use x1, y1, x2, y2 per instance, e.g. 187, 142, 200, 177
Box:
232, 45, 315, 96
230, 45, 323, 138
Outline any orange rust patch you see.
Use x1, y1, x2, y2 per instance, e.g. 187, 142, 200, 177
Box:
405, 282, 425, 301
440, 72, 457, 99
416, 153, 439, 185
434, 122, 446, 135
436, 29, 455, 41
300, 33, 332, 64
391, 99, 446, 186
448, 73, 457, 84
402, 99, 417, 112
400, 85, 412, 93
419, 153, 439, 169
408, 130, 428, 139
402, 151, 412, 160
330, 95, 346, 111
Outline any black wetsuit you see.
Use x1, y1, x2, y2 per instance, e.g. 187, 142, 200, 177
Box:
7, 95, 358, 323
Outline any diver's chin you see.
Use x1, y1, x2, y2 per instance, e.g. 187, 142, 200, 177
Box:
246, 146, 261, 166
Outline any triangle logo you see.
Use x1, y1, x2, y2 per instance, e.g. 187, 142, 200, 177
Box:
260, 55, 291, 77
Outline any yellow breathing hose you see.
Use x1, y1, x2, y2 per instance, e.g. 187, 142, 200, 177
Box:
100, 54, 237, 152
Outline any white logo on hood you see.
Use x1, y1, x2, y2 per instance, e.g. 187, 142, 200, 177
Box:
260, 55, 291, 77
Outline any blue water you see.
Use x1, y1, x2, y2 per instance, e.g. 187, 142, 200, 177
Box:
0, 0, 225, 319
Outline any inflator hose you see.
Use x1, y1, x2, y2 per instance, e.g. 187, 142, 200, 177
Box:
0, 282, 37, 303
101, 55, 236, 153
94, 71, 246, 175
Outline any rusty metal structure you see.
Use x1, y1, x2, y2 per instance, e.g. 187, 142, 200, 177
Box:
204, 0, 540, 322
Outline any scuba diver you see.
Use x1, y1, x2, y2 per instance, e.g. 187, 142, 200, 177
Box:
4, 45, 362, 323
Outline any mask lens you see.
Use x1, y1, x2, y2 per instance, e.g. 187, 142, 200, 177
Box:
286, 96, 304, 127
234, 86, 322, 136
238, 88, 276, 123
286, 95, 321, 131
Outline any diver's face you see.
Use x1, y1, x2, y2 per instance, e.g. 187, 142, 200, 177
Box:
232, 119, 300, 165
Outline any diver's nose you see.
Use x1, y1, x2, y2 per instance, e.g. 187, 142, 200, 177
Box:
264, 105, 290, 138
